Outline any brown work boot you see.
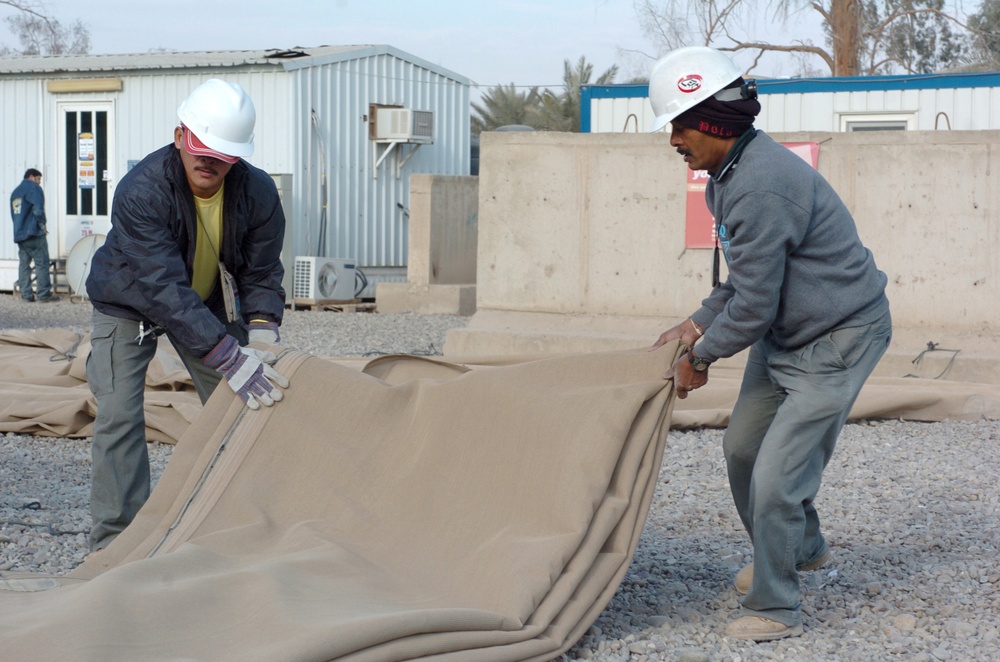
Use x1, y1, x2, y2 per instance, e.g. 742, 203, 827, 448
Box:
735, 548, 832, 595
726, 616, 803, 641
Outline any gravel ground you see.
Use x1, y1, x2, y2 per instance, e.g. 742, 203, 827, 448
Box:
2, 294, 999, 661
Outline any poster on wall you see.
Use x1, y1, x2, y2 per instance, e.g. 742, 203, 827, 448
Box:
78, 132, 96, 189
684, 142, 820, 248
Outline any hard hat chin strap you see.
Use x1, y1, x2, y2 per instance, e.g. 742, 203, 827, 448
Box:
714, 80, 758, 102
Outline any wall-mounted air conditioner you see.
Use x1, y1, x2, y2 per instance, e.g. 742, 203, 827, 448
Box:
293, 256, 357, 301
373, 108, 434, 144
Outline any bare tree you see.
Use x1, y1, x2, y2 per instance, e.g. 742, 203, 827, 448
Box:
0, 0, 90, 55
0, 1, 46, 19
634, 0, 977, 76
967, 0, 1000, 68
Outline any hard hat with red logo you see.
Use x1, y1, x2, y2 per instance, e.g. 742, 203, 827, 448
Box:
648, 47, 743, 132
177, 79, 256, 161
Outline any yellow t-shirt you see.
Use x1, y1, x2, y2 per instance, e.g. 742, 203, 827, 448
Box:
192, 185, 224, 301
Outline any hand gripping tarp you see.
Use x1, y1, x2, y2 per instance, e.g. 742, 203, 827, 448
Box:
0, 343, 682, 662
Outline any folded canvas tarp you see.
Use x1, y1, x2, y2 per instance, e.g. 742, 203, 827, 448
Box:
0, 329, 198, 443
2, 330, 997, 446
0, 344, 682, 661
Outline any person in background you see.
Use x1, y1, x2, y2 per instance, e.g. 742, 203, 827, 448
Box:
648, 47, 892, 641
84, 79, 289, 553
9, 168, 60, 303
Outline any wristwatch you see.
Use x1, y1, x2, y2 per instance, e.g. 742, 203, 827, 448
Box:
688, 349, 712, 372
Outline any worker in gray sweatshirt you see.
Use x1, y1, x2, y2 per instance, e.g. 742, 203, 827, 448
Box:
648, 47, 892, 642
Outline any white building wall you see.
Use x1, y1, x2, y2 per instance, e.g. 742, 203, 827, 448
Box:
111, 70, 293, 177
760, 86, 1000, 132
0, 48, 470, 295
588, 85, 1000, 134
1, 69, 294, 266
0, 79, 46, 261
287, 51, 470, 286
590, 97, 652, 134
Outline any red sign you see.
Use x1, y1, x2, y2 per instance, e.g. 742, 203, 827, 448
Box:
684, 142, 820, 248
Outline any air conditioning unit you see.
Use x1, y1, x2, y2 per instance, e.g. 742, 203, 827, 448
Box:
373, 108, 434, 144
293, 257, 357, 301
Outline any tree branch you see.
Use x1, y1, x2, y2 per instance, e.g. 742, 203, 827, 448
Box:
0, 1, 50, 21
719, 41, 836, 72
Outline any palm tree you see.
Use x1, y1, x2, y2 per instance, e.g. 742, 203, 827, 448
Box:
537, 56, 618, 132
471, 83, 543, 135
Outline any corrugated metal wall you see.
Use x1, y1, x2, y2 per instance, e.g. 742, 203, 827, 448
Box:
0, 68, 293, 264
107, 69, 293, 180
758, 86, 1000, 132
1, 51, 470, 296
288, 52, 471, 288
584, 82, 1000, 134
0, 79, 46, 259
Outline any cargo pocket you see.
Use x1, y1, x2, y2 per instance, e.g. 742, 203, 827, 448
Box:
87, 323, 116, 397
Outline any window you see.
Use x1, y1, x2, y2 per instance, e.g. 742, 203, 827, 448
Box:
839, 113, 914, 132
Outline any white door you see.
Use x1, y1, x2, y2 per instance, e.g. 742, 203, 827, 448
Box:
55, 102, 115, 258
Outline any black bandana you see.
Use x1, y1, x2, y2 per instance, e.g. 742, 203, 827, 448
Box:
673, 77, 761, 138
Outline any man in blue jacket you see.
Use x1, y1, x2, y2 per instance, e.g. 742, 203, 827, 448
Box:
9, 168, 60, 302
85, 79, 290, 553
649, 48, 891, 641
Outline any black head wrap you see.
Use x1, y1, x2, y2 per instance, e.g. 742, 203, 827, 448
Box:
673, 77, 761, 138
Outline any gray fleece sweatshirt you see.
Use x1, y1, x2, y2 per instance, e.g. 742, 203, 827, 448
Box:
689, 131, 889, 363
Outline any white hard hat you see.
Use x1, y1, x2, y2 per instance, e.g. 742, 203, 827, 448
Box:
648, 47, 743, 132
177, 79, 256, 158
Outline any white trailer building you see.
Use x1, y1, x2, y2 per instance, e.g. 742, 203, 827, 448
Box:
582, 71, 1000, 134
0, 45, 472, 299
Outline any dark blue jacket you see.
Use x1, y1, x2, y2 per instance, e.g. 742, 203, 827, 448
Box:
9, 178, 46, 242
87, 144, 286, 358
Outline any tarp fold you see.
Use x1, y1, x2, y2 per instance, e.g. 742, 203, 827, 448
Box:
0, 345, 680, 662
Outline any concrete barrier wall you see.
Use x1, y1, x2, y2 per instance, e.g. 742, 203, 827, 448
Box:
445, 130, 1000, 381
376, 174, 478, 315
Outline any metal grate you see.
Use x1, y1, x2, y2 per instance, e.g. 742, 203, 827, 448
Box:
293, 257, 315, 298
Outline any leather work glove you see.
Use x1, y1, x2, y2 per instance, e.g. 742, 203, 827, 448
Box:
202, 335, 289, 410
248, 319, 281, 345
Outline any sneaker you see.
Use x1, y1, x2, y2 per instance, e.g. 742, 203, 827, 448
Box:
37, 295, 62, 303
20, 297, 35, 303
735, 548, 832, 595
726, 616, 803, 641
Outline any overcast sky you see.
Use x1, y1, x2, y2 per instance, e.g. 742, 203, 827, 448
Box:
3, 0, 660, 91
2, 0, 833, 94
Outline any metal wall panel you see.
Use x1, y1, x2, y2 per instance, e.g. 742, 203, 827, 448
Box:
758, 87, 1000, 132
586, 81, 1000, 135
289, 53, 470, 290
0, 79, 46, 260
109, 69, 293, 176
0, 50, 470, 295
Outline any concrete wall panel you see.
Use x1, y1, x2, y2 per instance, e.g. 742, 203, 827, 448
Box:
447, 130, 1000, 378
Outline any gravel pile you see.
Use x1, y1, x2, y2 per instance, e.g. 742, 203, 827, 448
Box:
2, 294, 998, 661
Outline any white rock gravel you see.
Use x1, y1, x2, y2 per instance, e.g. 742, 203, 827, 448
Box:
2, 295, 999, 661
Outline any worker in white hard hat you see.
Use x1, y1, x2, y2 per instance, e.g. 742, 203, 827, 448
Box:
648, 47, 892, 641
84, 79, 289, 554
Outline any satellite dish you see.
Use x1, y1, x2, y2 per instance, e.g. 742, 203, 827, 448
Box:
65, 234, 106, 298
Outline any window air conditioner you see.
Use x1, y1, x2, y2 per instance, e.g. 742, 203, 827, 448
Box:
373, 108, 434, 143
293, 256, 357, 301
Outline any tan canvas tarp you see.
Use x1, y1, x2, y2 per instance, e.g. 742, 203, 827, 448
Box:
0, 345, 681, 661
0, 329, 199, 443
2, 330, 998, 446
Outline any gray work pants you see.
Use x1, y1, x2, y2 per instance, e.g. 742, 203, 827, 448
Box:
723, 309, 892, 626
16, 234, 53, 301
86, 309, 246, 552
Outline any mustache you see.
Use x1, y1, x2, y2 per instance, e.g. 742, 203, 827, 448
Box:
194, 162, 220, 175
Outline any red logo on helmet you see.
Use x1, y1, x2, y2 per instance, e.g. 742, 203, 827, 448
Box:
677, 74, 703, 93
